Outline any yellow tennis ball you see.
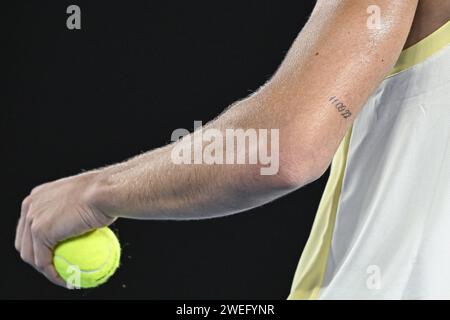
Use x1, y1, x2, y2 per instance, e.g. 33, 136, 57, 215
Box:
53, 227, 121, 289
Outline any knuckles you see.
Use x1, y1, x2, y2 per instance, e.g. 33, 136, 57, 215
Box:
14, 238, 21, 252
25, 209, 35, 224
30, 221, 43, 238
20, 250, 33, 265
34, 258, 47, 271
21, 196, 32, 213
30, 182, 50, 195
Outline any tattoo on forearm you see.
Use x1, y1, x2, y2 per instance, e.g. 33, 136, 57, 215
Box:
329, 96, 352, 119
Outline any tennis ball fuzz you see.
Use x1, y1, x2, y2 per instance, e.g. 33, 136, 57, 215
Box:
53, 227, 121, 289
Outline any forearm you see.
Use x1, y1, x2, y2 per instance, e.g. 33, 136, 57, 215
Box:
89, 0, 418, 220
15, 0, 420, 287
90, 94, 307, 220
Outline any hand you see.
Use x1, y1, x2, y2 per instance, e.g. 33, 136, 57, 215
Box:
15, 171, 116, 287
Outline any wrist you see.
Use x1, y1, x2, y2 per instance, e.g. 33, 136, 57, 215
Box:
84, 169, 124, 219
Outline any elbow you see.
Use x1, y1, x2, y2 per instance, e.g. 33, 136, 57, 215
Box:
270, 146, 331, 191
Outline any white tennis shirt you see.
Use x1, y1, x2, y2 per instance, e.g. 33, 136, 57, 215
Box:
289, 21, 450, 300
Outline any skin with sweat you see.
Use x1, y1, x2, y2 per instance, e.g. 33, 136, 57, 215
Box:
14, 0, 449, 287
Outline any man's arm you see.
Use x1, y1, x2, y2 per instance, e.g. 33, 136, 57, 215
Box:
16, 0, 418, 286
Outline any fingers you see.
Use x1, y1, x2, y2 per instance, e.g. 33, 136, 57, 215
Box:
15, 196, 31, 252
20, 205, 36, 266
15, 175, 107, 289
16, 198, 66, 288
20, 217, 35, 266
15, 217, 25, 252
32, 235, 66, 288
21, 215, 66, 287
41, 265, 66, 288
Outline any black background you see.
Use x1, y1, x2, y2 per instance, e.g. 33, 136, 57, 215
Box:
2, 0, 329, 299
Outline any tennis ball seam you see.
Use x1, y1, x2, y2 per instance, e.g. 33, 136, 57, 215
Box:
53, 227, 121, 288
53, 243, 113, 273
94, 244, 120, 283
